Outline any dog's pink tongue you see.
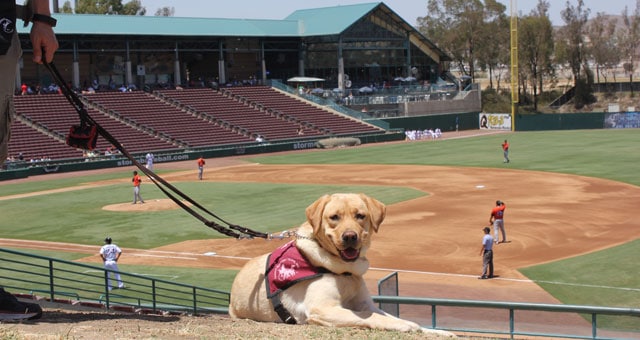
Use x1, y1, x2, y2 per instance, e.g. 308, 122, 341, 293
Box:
341, 248, 359, 261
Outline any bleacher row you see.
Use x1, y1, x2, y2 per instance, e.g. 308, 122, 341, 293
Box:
8, 86, 383, 162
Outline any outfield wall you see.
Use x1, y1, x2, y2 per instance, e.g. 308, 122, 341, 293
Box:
381, 111, 479, 132
382, 111, 640, 132
515, 112, 605, 131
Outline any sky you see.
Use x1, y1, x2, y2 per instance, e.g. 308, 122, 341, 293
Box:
137, 0, 636, 26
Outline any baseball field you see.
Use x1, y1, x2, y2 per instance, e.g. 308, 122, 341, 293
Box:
0, 128, 639, 337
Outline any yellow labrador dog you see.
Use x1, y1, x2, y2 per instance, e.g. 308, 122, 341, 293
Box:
229, 193, 455, 336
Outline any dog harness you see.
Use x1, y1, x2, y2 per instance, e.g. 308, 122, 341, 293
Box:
264, 241, 327, 324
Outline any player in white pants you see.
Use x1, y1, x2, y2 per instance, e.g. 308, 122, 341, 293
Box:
99, 237, 124, 290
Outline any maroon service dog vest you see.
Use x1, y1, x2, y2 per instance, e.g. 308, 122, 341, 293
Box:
265, 241, 326, 324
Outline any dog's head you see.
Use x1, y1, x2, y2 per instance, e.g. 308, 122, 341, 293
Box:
305, 193, 385, 262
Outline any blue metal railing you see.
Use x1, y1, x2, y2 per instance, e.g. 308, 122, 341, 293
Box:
0, 248, 229, 315
2, 248, 639, 339
373, 295, 640, 339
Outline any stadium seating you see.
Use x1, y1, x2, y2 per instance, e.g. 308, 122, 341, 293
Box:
11, 94, 174, 161
156, 88, 324, 141
82, 91, 253, 147
222, 86, 382, 135
8, 86, 385, 162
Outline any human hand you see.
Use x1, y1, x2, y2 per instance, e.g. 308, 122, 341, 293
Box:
30, 22, 59, 64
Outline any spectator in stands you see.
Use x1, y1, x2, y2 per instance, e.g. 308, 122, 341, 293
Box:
20, 83, 27, 95
0, 0, 58, 166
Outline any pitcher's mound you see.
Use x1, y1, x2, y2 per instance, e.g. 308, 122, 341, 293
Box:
102, 199, 191, 212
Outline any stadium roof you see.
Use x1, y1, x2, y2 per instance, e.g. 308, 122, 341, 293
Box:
18, 14, 301, 37
16, 2, 448, 61
17, 2, 403, 38
284, 3, 379, 36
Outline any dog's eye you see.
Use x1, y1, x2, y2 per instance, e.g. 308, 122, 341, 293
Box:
355, 213, 366, 220
330, 214, 340, 221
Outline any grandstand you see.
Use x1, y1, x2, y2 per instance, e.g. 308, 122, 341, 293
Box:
8, 86, 386, 163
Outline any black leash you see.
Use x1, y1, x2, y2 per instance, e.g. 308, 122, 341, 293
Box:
42, 61, 272, 240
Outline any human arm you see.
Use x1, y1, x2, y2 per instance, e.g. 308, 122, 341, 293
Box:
30, 0, 59, 64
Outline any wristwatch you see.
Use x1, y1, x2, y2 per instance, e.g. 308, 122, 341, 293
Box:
31, 13, 57, 27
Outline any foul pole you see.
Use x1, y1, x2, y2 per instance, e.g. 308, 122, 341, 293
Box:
510, 0, 518, 131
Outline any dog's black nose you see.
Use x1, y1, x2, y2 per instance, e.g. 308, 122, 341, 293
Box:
342, 231, 358, 247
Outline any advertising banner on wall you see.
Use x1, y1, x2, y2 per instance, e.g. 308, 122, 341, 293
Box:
604, 112, 640, 129
479, 113, 511, 130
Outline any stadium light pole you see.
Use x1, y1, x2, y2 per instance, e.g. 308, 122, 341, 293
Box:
510, 0, 518, 131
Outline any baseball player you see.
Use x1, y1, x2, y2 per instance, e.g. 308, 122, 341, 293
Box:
197, 156, 205, 180
99, 237, 124, 290
145, 152, 154, 170
479, 226, 494, 279
489, 200, 507, 244
502, 139, 510, 163
132, 170, 144, 204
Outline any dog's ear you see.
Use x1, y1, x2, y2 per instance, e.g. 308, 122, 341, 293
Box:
306, 194, 331, 233
359, 193, 386, 232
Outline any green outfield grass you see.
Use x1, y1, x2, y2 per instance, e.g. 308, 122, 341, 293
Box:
520, 239, 640, 330
251, 129, 640, 186
0, 181, 425, 248
1, 129, 638, 329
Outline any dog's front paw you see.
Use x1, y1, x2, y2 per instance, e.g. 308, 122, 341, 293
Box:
420, 327, 457, 337
401, 320, 422, 332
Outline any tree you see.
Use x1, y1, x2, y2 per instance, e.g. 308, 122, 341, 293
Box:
155, 7, 175, 17
619, 1, 640, 95
418, 0, 508, 83
475, 0, 509, 90
556, 0, 593, 109
72, 0, 146, 15
418, 0, 485, 80
587, 13, 620, 84
518, 0, 554, 111
60, 1, 73, 13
